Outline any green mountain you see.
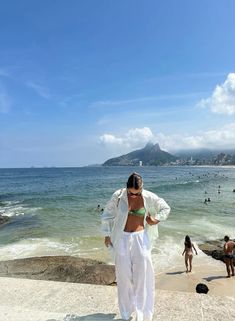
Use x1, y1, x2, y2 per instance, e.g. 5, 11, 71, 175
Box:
103, 143, 177, 166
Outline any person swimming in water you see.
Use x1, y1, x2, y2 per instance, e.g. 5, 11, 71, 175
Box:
182, 235, 198, 273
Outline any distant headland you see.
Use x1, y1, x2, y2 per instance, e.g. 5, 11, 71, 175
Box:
102, 142, 235, 166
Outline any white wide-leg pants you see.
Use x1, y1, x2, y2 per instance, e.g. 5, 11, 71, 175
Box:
115, 230, 155, 321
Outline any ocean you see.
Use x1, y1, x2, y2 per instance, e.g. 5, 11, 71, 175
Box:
0, 166, 234, 273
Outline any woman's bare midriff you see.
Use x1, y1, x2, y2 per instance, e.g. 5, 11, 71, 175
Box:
124, 194, 145, 232
124, 214, 145, 232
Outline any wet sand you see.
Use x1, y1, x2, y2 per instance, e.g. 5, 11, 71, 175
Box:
156, 259, 235, 297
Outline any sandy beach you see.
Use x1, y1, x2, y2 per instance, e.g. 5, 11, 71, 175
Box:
156, 260, 235, 297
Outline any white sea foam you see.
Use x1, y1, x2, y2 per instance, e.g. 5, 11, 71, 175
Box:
0, 238, 81, 260
152, 235, 183, 273
189, 217, 234, 240
0, 235, 225, 274
0, 166, 234, 271
0, 201, 42, 217
152, 235, 222, 274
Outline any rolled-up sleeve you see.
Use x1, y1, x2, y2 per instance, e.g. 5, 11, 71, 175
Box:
153, 196, 171, 221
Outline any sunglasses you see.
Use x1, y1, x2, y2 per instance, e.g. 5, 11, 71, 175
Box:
127, 189, 142, 196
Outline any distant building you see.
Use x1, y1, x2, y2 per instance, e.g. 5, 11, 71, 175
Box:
139, 161, 143, 166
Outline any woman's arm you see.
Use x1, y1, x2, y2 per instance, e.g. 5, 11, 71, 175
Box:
192, 243, 198, 255
101, 190, 120, 246
152, 194, 171, 221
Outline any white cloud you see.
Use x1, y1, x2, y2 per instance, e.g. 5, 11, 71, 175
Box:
27, 82, 51, 99
99, 127, 154, 154
156, 123, 235, 151
125, 127, 154, 144
99, 124, 235, 154
100, 134, 124, 145
197, 73, 235, 115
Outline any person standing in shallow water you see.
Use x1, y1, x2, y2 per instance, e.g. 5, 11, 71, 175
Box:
101, 172, 171, 321
182, 235, 198, 273
223, 235, 235, 278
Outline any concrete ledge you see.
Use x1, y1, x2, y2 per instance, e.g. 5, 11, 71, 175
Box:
0, 277, 234, 321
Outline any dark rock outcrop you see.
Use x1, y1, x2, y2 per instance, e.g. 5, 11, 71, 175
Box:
0, 215, 10, 226
0, 256, 116, 285
199, 239, 235, 264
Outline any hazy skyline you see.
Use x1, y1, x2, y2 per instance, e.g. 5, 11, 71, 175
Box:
1, 1, 235, 167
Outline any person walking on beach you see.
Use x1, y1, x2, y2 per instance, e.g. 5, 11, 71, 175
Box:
223, 235, 235, 278
182, 235, 197, 273
101, 172, 171, 321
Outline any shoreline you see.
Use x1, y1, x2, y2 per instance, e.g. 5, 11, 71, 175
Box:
0, 254, 234, 298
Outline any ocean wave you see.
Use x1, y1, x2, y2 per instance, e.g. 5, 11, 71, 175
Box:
152, 234, 223, 274
184, 217, 234, 242
0, 200, 42, 217
0, 238, 80, 260
154, 180, 205, 192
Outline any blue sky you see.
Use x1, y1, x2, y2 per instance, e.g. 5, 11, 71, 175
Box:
0, 0, 235, 167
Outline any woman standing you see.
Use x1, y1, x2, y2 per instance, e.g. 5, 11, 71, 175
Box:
182, 235, 198, 273
101, 172, 171, 321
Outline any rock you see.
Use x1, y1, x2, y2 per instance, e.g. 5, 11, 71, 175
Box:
199, 239, 235, 264
0, 256, 116, 285
0, 215, 10, 226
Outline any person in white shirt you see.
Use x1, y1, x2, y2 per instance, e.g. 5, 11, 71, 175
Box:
101, 172, 171, 321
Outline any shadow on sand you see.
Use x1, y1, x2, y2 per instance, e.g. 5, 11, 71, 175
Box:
203, 275, 227, 282
166, 271, 185, 275
47, 313, 126, 321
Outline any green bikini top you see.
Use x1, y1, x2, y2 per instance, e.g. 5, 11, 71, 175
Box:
128, 207, 146, 217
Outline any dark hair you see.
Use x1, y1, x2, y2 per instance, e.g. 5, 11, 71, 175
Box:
224, 235, 230, 242
196, 283, 209, 294
184, 235, 192, 249
126, 172, 143, 189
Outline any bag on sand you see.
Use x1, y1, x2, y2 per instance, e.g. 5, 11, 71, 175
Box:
196, 283, 209, 294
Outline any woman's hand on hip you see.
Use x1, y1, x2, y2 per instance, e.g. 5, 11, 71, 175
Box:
104, 236, 113, 247
146, 214, 160, 225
